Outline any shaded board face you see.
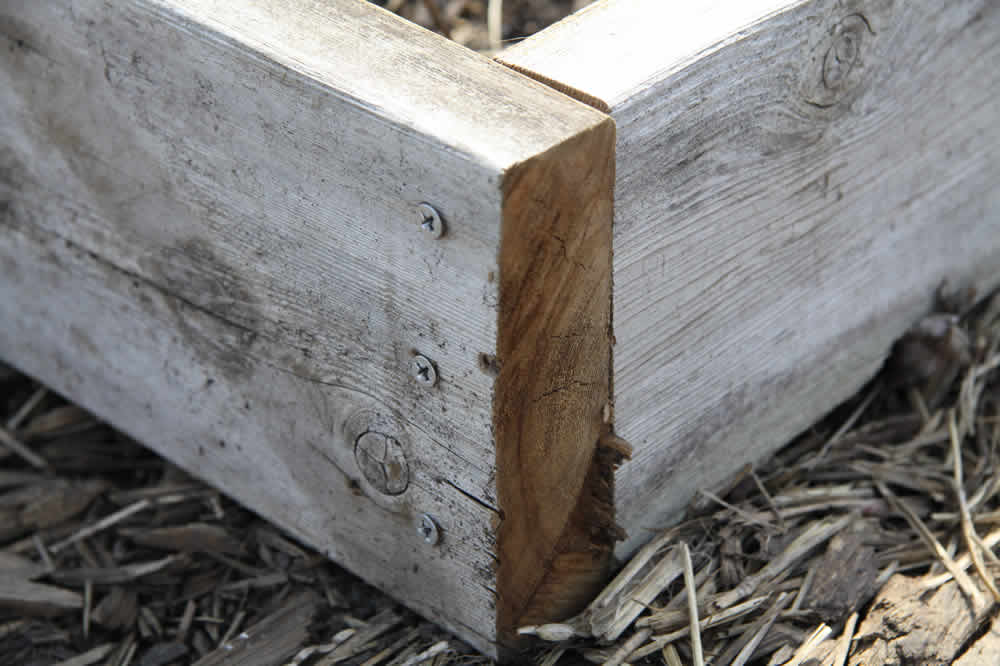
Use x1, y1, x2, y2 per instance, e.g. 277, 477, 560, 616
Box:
500, 0, 1000, 554
0, 0, 613, 655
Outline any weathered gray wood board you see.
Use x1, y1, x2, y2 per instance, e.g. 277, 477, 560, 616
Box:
0, 0, 615, 655
500, 0, 1000, 554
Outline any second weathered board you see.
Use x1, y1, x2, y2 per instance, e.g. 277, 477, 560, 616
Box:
501, 0, 1000, 553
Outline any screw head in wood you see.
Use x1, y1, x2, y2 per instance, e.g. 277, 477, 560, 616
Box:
418, 514, 440, 545
416, 202, 445, 239
411, 354, 438, 388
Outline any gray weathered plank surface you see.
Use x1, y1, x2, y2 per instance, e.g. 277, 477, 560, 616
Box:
0, 0, 610, 653
501, 0, 1000, 553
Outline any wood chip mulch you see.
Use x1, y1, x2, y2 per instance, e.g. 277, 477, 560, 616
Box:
4, 284, 999, 666
0, 368, 480, 666
516, 285, 1000, 665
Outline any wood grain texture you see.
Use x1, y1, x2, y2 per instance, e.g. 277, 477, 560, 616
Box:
496, 119, 619, 646
0, 0, 610, 654
501, 0, 1000, 554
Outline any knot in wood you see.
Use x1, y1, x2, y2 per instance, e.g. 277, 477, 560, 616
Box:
823, 14, 868, 90
803, 12, 875, 108
354, 431, 409, 495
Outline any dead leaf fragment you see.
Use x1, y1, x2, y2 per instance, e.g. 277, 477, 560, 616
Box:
0, 575, 82, 617
120, 523, 245, 555
22, 405, 96, 438
92, 586, 139, 629
804, 527, 878, 623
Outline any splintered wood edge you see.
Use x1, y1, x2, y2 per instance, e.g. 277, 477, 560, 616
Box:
495, 117, 622, 649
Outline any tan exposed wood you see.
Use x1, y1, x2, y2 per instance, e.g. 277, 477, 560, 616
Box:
500, 0, 1000, 554
496, 118, 618, 646
0, 0, 613, 655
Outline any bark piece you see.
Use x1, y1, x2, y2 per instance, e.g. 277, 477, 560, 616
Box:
136, 642, 188, 666
953, 612, 1000, 666
805, 528, 878, 623
848, 574, 994, 666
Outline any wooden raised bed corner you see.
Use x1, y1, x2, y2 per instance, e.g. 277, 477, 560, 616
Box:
2, 0, 999, 658
0, 0, 615, 655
